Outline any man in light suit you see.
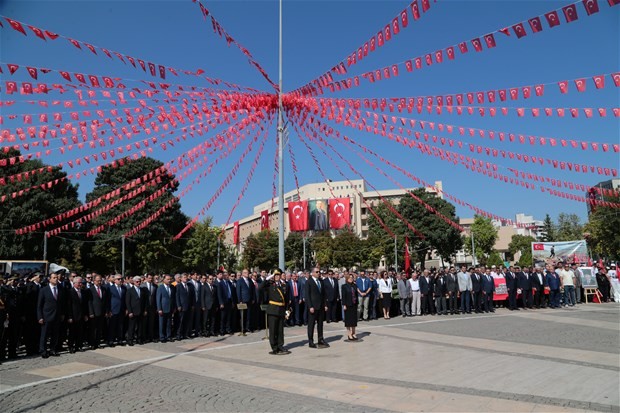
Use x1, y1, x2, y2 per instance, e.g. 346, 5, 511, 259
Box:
38, 273, 64, 358
106, 274, 126, 347
156, 274, 175, 342
457, 266, 472, 314
305, 267, 329, 348
397, 272, 412, 317
236, 269, 256, 333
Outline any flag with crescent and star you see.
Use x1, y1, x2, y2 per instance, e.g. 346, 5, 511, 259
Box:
328, 198, 351, 230
288, 201, 309, 231
260, 210, 269, 231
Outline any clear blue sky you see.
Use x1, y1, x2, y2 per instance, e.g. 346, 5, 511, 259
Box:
1, 0, 618, 232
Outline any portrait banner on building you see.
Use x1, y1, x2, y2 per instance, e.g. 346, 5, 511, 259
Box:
260, 209, 269, 231
531, 240, 588, 268
328, 197, 351, 229
288, 200, 309, 231
309, 199, 329, 231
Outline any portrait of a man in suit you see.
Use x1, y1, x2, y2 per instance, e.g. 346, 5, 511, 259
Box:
310, 200, 328, 231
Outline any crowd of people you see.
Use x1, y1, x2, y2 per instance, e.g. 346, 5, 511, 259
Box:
0, 261, 616, 361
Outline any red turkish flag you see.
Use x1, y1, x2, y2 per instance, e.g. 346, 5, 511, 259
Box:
545, 11, 561, 27
528, 17, 543, 32
260, 210, 269, 231
288, 200, 309, 231
484, 33, 496, 48
435, 50, 443, 63
471, 38, 483, 52
558, 81, 568, 93
592, 75, 605, 88
609, 0, 620, 6
60, 71, 72, 81
329, 198, 350, 229
392, 17, 400, 35
446, 46, 455, 60
5, 81, 17, 94
522, 86, 531, 98
613, 72, 620, 86
562, 4, 578, 22
28, 25, 46, 40
7, 64, 19, 74
74, 73, 86, 84
535, 84, 545, 96
533, 243, 545, 251
401, 9, 409, 27
411, 1, 420, 20
233, 221, 239, 245
26, 67, 37, 80
69, 38, 82, 49
458, 42, 468, 53
512, 22, 527, 38
575, 78, 586, 92
5, 18, 27, 35
582, 0, 600, 15
404, 236, 411, 272
405, 60, 413, 72
421, 0, 430, 12
377, 31, 384, 46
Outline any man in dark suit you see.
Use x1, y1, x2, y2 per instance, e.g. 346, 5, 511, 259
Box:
141, 274, 158, 342
66, 276, 88, 353
310, 200, 328, 230
481, 269, 495, 313
433, 272, 447, 315
217, 272, 234, 335
517, 266, 533, 309
545, 264, 561, 308
189, 273, 202, 337
305, 268, 329, 348
419, 270, 434, 315
88, 274, 107, 349
125, 276, 147, 346
156, 274, 175, 342
532, 267, 547, 309
445, 268, 459, 315
37, 273, 64, 358
470, 267, 483, 313
201, 275, 217, 336
236, 269, 256, 333
175, 273, 193, 340
107, 275, 126, 347
504, 266, 518, 311
287, 272, 301, 327
323, 270, 340, 323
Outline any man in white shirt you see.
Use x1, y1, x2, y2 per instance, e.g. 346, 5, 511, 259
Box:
408, 272, 421, 316
558, 263, 576, 307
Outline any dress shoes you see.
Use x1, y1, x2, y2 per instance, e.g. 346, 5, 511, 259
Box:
317, 340, 330, 348
269, 350, 278, 355
41, 352, 49, 359
51, 352, 60, 357
277, 348, 291, 355
308, 342, 317, 348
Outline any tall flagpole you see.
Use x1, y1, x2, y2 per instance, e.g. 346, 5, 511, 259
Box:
277, 0, 285, 271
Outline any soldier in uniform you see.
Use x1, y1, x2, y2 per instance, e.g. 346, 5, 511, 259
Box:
3, 276, 24, 359
259, 268, 290, 355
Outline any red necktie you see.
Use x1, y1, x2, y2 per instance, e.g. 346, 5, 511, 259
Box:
97, 286, 101, 298
293, 282, 298, 297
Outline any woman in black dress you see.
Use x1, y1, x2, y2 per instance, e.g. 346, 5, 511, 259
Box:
341, 273, 358, 340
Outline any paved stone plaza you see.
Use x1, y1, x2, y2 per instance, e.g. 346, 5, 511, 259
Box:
1, 303, 618, 412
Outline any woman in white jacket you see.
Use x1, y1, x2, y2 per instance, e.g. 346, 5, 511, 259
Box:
377, 271, 393, 319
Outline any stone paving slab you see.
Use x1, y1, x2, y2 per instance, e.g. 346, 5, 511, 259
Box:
0, 304, 618, 412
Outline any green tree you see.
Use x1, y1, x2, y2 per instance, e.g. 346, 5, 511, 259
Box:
331, 229, 363, 269
555, 213, 583, 242
487, 251, 505, 268
0, 149, 81, 261
366, 201, 399, 268
397, 189, 463, 268
310, 231, 333, 267
182, 217, 220, 272
242, 230, 278, 270
463, 215, 498, 265
285, 231, 306, 270
509, 234, 537, 268
82, 157, 188, 275
541, 214, 555, 241
584, 193, 620, 260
